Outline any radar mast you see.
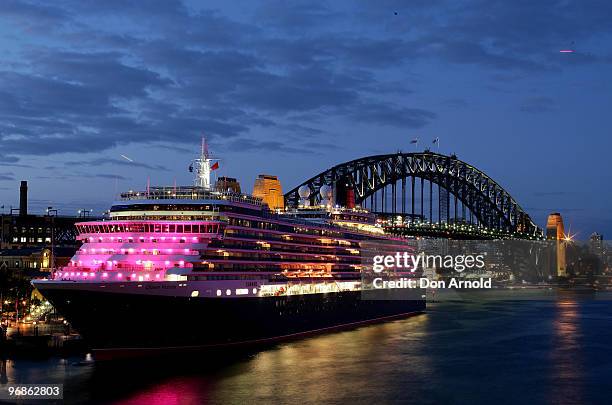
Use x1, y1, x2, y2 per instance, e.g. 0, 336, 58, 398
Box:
190, 137, 214, 190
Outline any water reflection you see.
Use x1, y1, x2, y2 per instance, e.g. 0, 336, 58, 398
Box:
0, 359, 7, 384
114, 378, 211, 405
3, 298, 610, 404
75, 315, 433, 404
549, 299, 584, 404
207, 315, 432, 404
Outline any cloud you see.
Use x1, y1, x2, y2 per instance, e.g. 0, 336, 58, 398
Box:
236, 68, 361, 113
520, 96, 557, 113
0, 0, 69, 30
0, 172, 15, 181
350, 102, 437, 128
0, 0, 440, 161
0, 163, 31, 169
255, 1, 341, 32
301, 141, 340, 150
29, 50, 171, 98
221, 138, 306, 154
68, 158, 167, 171
525, 207, 585, 213
364, 1, 612, 70
37, 172, 130, 181
442, 98, 469, 108
0, 157, 25, 167
532, 191, 581, 197
1, 0, 612, 165
89, 173, 130, 180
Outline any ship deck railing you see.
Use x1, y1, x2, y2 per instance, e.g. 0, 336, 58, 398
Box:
119, 187, 264, 206
116, 187, 391, 237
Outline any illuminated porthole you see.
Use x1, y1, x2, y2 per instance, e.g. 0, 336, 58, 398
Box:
252, 288, 257, 294
216, 290, 222, 296
226, 289, 231, 296
191, 291, 199, 297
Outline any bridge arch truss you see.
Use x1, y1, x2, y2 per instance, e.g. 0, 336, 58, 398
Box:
285, 152, 542, 239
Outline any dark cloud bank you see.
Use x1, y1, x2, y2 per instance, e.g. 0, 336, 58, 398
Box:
1, 0, 610, 164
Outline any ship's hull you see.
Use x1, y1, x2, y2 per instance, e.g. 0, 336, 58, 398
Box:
34, 282, 425, 361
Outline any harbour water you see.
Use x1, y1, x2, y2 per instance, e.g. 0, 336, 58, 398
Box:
2, 295, 611, 404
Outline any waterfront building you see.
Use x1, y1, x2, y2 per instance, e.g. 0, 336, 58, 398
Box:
546, 212, 567, 277
0, 247, 76, 274
1, 181, 84, 250
546, 212, 566, 277
589, 232, 604, 254
253, 174, 284, 210
215, 177, 241, 194
546, 213, 565, 240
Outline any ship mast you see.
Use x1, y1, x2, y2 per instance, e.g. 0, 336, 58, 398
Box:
192, 137, 215, 190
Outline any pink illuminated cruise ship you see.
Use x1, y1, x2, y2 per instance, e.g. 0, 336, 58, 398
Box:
32, 140, 424, 360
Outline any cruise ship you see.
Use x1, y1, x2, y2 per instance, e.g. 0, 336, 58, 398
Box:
32, 141, 425, 360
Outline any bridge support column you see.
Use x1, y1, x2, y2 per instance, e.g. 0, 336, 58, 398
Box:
420, 178, 424, 221
411, 177, 415, 218
401, 177, 406, 215
391, 182, 396, 214
429, 180, 433, 224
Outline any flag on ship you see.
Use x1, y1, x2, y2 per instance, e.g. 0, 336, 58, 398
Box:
211, 162, 219, 171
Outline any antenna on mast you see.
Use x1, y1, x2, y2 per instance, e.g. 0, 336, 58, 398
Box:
190, 134, 217, 190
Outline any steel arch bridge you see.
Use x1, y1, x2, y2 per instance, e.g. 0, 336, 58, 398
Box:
284, 151, 543, 239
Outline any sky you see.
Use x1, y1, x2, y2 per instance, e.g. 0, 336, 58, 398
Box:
0, 0, 611, 238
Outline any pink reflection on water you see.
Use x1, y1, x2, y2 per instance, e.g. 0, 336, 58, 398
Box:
113, 378, 210, 405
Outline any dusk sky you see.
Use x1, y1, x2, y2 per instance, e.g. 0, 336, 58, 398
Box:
0, 0, 611, 238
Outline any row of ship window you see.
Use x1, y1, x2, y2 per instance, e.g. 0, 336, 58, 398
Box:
187, 275, 269, 280
194, 263, 350, 271
203, 251, 359, 263
78, 247, 197, 255
111, 204, 262, 215
77, 223, 222, 234
83, 236, 206, 243
227, 218, 348, 238
190, 288, 258, 297
111, 215, 219, 221
208, 239, 360, 255
224, 229, 360, 247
